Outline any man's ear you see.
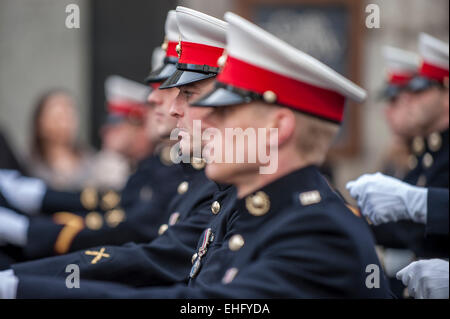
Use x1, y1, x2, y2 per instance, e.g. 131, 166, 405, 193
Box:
269, 108, 296, 148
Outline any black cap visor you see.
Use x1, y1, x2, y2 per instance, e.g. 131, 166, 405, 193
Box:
379, 84, 403, 101
159, 69, 217, 89
105, 114, 125, 126
407, 76, 443, 93
145, 60, 178, 84
192, 82, 261, 108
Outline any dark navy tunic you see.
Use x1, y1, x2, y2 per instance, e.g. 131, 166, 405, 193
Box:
16, 166, 391, 298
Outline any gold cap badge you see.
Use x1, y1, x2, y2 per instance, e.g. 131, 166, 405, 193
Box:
176, 37, 182, 58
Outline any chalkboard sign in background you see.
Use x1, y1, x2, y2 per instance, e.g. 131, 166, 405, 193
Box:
237, 0, 365, 158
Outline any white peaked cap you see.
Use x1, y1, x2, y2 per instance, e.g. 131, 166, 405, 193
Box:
382, 46, 420, 74
176, 6, 227, 48
419, 33, 449, 70
145, 11, 179, 83
193, 12, 366, 123
223, 12, 366, 103
152, 47, 166, 71
165, 10, 179, 42
159, 7, 227, 89
105, 75, 150, 103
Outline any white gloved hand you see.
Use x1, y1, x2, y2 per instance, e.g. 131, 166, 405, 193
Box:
0, 169, 47, 215
0, 270, 19, 299
0, 207, 29, 247
346, 173, 428, 225
397, 259, 449, 299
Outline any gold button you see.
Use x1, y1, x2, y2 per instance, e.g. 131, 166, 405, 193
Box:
81, 187, 98, 210
85, 212, 103, 230
101, 191, 121, 211
105, 209, 126, 228
168, 212, 180, 226
422, 153, 434, 168
211, 201, 221, 215
222, 267, 239, 284
229, 234, 245, 251
408, 155, 418, 170
158, 224, 169, 236
177, 181, 189, 195
217, 54, 227, 68
192, 157, 206, 170
428, 133, 442, 152
191, 253, 198, 265
263, 90, 277, 104
246, 191, 270, 216
412, 136, 425, 155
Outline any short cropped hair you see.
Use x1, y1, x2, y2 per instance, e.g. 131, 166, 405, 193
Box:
294, 112, 340, 165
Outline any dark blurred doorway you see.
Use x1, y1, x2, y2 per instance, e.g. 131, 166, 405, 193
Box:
90, 0, 176, 147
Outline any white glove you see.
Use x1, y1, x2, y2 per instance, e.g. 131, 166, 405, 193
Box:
0, 207, 29, 247
397, 259, 449, 299
0, 269, 19, 299
0, 169, 47, 215
346, 173, 428, 225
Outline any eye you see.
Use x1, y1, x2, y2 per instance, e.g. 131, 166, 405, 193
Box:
182, 89, 194, 100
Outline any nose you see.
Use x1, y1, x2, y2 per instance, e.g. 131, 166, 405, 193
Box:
169, 92, 185, 119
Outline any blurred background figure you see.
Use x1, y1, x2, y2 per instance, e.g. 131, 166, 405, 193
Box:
28, 90, 94, 191
351, 32, 449, 298
91, 75, 153, 190
378, 46, 421, 180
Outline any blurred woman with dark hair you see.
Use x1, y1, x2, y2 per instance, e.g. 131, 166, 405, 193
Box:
28, 89, 94, 191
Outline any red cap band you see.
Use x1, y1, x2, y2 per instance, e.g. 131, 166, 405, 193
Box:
420, 61, 449, 82
166, 41, 178, 58
388, 72, 414, 85
178, 41, 224, 68
108, 101, 147, 119
217, 56, 346, 123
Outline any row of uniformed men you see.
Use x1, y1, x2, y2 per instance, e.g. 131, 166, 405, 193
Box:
0, 6, 448, 299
